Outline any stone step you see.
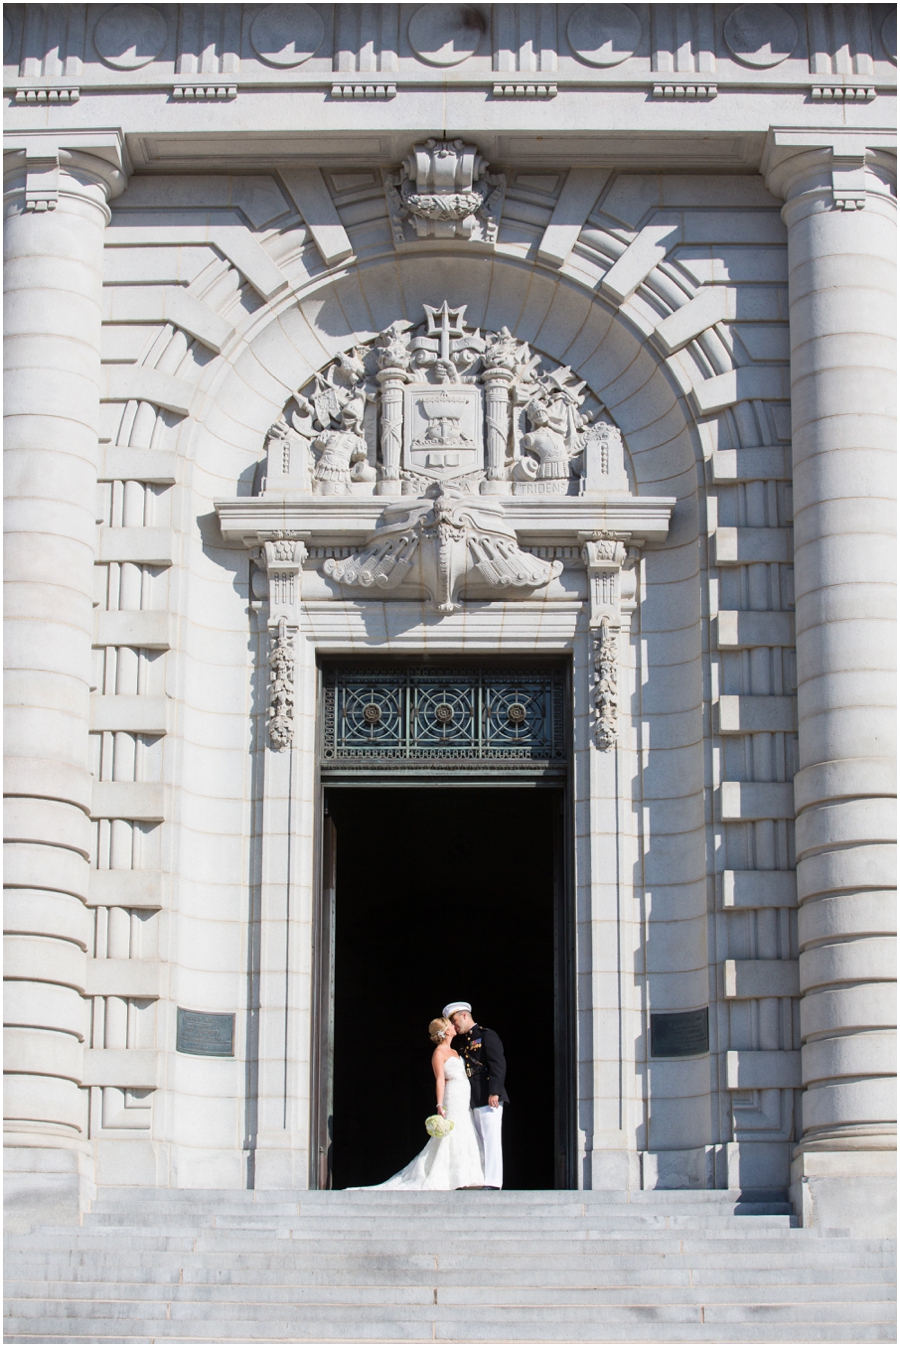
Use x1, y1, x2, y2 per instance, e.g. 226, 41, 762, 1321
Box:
6, 1261, 896, 1287
8, 1296, 895, 1324
79, 1210, 797, 1230
9, 1233, 891, 1261
87, 1190, 781, 1212
5, 1325, 893, 1345
5, 1303, 894, 1336
83, 1193, 794, 1218
6, 1279, 895, 1306
8, 1246, 894, 1275
7, 1174, 893, 1347
80, 1206, 792, 1228
5, 1255, 894, 1287
11, 1233, 825, 1260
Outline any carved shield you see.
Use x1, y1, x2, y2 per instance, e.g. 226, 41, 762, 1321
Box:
402, 384, 484, 483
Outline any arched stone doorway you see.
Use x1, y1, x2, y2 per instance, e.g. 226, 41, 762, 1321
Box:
195, 245, 711, 1190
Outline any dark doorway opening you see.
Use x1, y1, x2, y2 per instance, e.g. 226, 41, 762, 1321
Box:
325, 787, 566, 1191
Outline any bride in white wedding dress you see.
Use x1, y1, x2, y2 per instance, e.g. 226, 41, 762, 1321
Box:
346, 1016, 485, 1191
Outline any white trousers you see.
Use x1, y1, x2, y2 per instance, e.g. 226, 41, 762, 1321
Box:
472, 1104, 504, 1188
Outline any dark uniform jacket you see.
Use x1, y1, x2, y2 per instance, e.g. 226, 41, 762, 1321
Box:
451, 1024, 509, 1109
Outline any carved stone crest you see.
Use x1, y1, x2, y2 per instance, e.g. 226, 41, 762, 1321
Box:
384, 139, 507, 245
260, 301, 626, 501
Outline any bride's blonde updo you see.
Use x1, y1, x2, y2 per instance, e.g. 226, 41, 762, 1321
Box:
428, 1016, 452, 1045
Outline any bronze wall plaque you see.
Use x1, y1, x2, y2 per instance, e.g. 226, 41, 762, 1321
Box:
176, 1008, 234, 1057
650, 1008, 709, 1058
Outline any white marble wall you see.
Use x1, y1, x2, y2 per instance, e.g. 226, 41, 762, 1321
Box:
79, 176, 790, 1194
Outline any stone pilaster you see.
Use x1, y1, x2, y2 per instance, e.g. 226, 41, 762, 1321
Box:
3, 135, 128, 1224
763, 130, 897, 1235
254, 532, 312, 1187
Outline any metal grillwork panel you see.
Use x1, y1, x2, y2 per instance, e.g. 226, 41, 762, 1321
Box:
321, 665, 567, 777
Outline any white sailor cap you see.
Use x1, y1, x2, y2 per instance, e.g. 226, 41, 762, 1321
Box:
442, 1001, 472, 1018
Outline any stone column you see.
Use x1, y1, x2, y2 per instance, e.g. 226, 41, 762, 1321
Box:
375, 363, 407, 493
763, 131, 896, 1235
480, 365, 513, 493
4, 138, 127, 1224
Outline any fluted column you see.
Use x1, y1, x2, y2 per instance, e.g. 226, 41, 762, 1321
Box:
4, 138, 127, 1222
375, 362, 407, 494
480, 364, 513, 493
764, 131, 896, 1234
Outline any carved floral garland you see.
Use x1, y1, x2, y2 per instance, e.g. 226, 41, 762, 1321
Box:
593, 618, 618, 752
267, 617, 295, 751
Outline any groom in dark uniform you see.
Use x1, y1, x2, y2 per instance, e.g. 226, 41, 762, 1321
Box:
443, 1001, 508, 1189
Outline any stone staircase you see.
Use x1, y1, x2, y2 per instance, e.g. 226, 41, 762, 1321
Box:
4, 1187, 896, 1343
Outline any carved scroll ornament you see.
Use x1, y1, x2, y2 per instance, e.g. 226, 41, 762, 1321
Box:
384, 139, 506, 244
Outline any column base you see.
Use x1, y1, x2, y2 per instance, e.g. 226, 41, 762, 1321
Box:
4, 1134, 95, 1232
724, 1139, 791, 1191
791, 1147, 897, 1237
641, 1146, 715, 1190
586, 1147, 640, 1191
252, 1134, 310, 1190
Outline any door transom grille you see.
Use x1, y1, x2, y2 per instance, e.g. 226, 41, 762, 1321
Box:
321, 664, 567, 778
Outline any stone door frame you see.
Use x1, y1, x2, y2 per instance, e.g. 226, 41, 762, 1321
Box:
307, 653, 578, 1190
239, 596, 648, 1192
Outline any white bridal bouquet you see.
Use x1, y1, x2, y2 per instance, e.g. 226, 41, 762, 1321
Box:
425, 1114, 455, 1139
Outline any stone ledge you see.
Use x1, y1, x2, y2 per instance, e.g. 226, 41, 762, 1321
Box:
718, 695, 797, 734
720, 780, 795, 821
82, 1049, 160, 1088
724, 959, 800, 999
91, 695, 171, 735
714, 527, 792, 566
99, 450, 177, 484
722, 870, 797, 909
84, 959, 160, 999
90, 782, 165, 823
93, 611, 171, 650
88, 870, 164, 910
98, 528, 174, 567
717, 610, 794, 649
726, 1049, 801, 1090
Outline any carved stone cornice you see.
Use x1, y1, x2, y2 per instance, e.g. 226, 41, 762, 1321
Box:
217, 495, 674, 553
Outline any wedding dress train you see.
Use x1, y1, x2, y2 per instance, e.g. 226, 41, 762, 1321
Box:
346, 1055, 485, 1191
